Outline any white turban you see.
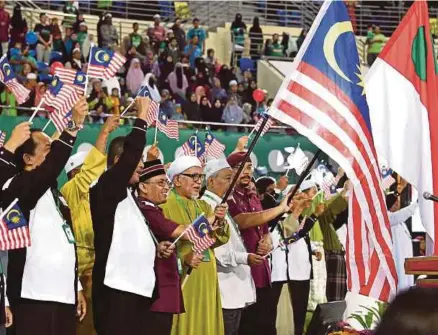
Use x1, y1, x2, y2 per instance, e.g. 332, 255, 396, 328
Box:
204, 159, 231, 180
167, 156, 202, 181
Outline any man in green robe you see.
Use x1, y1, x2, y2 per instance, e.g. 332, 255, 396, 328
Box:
161, 155, 230, 335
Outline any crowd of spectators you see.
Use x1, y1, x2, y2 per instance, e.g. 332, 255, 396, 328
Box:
0, 1, 292, 133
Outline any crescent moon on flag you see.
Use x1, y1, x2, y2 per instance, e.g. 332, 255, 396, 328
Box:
198, 222, 208, 235
6, 209, 20, 223
95, 50, 107, 64
2, 63, 11, 76
323, 21, 353, 83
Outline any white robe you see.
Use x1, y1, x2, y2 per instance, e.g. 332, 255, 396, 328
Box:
389, 202, 417, 292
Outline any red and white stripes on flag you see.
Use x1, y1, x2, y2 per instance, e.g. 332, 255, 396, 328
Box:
205, 131, 225, 159
50, 110, 71, 132
268, 1, 397, 301
157, 110, 179, 140
44, 84, 79, 118
254, 117, 274, 136
382, 173, 396, 191
185, 225, 216, 253
321, 173, 337, 200
0, 131, 5, 147
0, 77, 30, 105
146, 101, 159, 127
54, 68, 85, 95
0, 217, 30, 251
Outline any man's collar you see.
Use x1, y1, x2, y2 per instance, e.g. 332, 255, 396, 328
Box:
137, 196, 157, 208
203, 190, 222, 203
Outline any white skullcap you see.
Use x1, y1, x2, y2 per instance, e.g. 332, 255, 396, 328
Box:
153, 14, 161, 19
205, 159, 231, 180
167, 156, 202, 181
65, 151, 88, 174
26, 73, 37, 80
229, 80, 238, 86
299, 178, 316, 192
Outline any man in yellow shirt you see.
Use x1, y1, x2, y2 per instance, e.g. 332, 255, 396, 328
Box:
61, 115, 119, 335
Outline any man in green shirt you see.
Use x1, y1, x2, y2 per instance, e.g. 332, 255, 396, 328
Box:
269, 34, 284, 57
367, 25, 386, 66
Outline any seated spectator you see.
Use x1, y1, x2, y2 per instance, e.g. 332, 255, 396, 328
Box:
205, 48, 219, 76
126, 58, 144, 95
242, 102, 253, 124
172, 18, 186, 52
195, 85, 207, 104
168, 63, 188, 102
100, 13, 118, 49
160, 89, 176, 119
187, 18, 206, 53
20, 73, 38, 112
0, 1, 10, 55
77, 22, 88, 49
172, 103, 185, 121
89, 87, 113, 123
158, 55, 175, 88
10, 4, 28, 47
34, 13, 53, 63
126, 46, 145, 68
110, 87, 121, 115
184, 35, 202, 69
72, 13, 85, 33
208, 98, 225, 130
222, 96, 243, 129
16, 63, 32, 84
51, 17, 63, 51
243, 79, 258, 111
269, 34, 285, 57
183, 92, 202, 122
63, 0, 79, 28
211, 77, 228, 102
166, 38, 181, 65
218, 64, 236, 91
0, 86, 17, 116
264, 38, 273, 56
199, 95, 212, 121
228, 80, 242, 106
65, 47, 83, 71
10, 43, 37, 75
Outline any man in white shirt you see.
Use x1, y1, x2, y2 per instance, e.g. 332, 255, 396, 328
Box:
202, 159, 259, 335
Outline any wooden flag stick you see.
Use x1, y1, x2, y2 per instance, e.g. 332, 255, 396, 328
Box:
83, 46, 93, 96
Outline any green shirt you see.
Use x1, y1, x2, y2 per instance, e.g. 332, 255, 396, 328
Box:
270, 42, 284, 57
368, 33, 386, 54
0, 92, 17, 116
318, 194, 348, 252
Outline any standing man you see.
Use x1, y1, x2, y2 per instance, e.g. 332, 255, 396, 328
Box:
148, 14, 166, 53
202, 159, 257, 335
60, 115, 119, 335
187, 18, 206, 54
1, 98, 88, 335
226, 152, 293, 335
90, 97, 156, 335
172, 18, 186, 51
137, 159, 191, 334
161, 155, 230, 335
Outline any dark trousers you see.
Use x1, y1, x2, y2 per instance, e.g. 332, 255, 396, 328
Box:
223, 308, 243, 335
93, 286, 152, 335
288, 280, 310, 335
149, 311, 173, 335
239, 285, 282, 335
8, 299, 75, 335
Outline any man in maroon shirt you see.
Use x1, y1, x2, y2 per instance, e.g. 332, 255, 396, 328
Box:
137, 159, 201, 335
0, 1, 10, 55
227, 152, 293, 335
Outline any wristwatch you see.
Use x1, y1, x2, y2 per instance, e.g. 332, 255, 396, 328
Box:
66, 119, 80, 132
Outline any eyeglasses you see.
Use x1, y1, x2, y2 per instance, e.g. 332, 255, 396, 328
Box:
145, 180, 171, 187
180, 173, 205, 182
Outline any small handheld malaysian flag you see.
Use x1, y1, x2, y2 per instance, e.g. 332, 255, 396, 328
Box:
182, 133, 205, 159
157, 109, 179, 140
0, 55, 30, 105
137, 85, 160, 126
0, 199, 31, 250
253, 116, 274, 136
185, 214, 216, 253
54, 68, 86, 95
87, 47, 126, 80
205, 130, 225, 159
381, 167, 396, 191
0, 131, 5, 147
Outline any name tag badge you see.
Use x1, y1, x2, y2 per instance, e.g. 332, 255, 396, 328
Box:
62, 223, 76, 244
201, 249, 211, 262
177, 258, 183, 276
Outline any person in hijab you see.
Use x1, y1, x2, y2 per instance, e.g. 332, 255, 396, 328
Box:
218, 65, 236, 91
206, 98, 224, 130
249, 17, 263, 58
230, 13, 247, 65
72, 13, 86, 34
168, 63, 189, 102
10, 4, 28, 47
199, 95, 212, 121
183, 92, 202, 122
33, 82, 46, 109
159, 55, 175, 89
126, 58, 144, 96
211, 77, 228, 102
195, 86, 207, 104
222, 96, 243, 131
243, 79, 257, 111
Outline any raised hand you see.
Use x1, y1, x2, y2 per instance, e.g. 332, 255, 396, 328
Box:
4, 121, 31, 153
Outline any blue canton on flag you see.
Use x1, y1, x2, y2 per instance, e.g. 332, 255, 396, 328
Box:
87, 47, 126, 80
0, 55, 30, 104
268, 1, 397, 302
186, 214, 216, 253
182, 133, 205, 159
157, 109, 179, 140
3, 202, 27, 230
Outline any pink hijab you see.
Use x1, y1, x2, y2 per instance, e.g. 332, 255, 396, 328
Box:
126, 58, 144, 95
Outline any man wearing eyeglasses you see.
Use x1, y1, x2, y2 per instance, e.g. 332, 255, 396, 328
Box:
136, 159, 194, 335
160, 155, 230, 335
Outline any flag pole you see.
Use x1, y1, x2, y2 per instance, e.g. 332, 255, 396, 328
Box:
120, 98, 135, 117
247, 125, 256, 140
154, 124, 158, 144
0, 198, 19, 222
194, 130, 198, 157
28, 99, 45, 123
42, 119, 52, 132
83, 46, 93, 97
